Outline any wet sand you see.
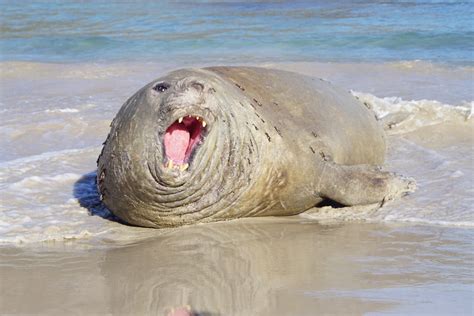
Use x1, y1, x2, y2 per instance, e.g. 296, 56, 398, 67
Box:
1, 219, 472, 315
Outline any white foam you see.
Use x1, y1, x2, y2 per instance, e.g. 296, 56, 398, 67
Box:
45, 108, 80, 113
382, 215, 474, 228
0, 146, 97, 168
302, 205, 474, 228
8, 173, 81, 190
351, 91, 472, 134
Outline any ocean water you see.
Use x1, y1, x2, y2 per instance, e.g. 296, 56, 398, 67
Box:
0, 1, 473, 315
1, 1, 473, 65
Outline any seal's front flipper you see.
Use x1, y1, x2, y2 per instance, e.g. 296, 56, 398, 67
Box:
319, 162, 416, 206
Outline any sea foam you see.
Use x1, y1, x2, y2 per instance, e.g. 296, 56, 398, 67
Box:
352, 91, 473, 134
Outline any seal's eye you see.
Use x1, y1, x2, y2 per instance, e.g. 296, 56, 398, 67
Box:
153, 82, 170, 93
191, 82, 204, 92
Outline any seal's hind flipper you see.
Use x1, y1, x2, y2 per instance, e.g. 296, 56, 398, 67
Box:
318, 162, 416, 206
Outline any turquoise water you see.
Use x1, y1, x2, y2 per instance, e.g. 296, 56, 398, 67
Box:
1, 1, 473, 64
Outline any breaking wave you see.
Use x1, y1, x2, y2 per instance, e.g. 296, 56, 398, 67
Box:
352, 91, 472, 134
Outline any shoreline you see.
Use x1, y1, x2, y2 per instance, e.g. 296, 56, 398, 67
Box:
1, 59, 472, 104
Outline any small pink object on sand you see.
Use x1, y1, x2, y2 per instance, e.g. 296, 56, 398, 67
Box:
168, 307, 192, 316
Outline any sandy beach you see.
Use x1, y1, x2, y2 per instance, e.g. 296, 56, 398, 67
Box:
1, 1, 473, 315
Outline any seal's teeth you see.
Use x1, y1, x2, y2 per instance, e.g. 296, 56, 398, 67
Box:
167, 160, 174, 169
202, 121, 207, 128
178, 117, 183, 123
180, 163, 189, 171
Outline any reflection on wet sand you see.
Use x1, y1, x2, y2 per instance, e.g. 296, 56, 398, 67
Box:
101, 219, 394, 315
2, 218, 471, 315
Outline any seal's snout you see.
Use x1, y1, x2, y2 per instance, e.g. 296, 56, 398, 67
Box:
164, 115, 207, 171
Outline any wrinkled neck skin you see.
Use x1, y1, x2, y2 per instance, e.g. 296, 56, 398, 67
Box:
149, 70, 262, 224
99, 69, 280, 228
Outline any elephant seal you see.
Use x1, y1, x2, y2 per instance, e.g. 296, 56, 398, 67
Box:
97, 67, 414, 228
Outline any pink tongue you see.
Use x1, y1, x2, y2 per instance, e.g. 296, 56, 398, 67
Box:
164, 123, 190, 163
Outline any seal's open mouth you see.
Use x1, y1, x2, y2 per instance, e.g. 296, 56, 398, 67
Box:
164, 115, 207, 171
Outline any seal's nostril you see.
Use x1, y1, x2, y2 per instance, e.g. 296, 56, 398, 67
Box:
153, 82, 170, 93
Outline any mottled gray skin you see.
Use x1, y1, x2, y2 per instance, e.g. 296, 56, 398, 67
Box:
97, 67, 414, 228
